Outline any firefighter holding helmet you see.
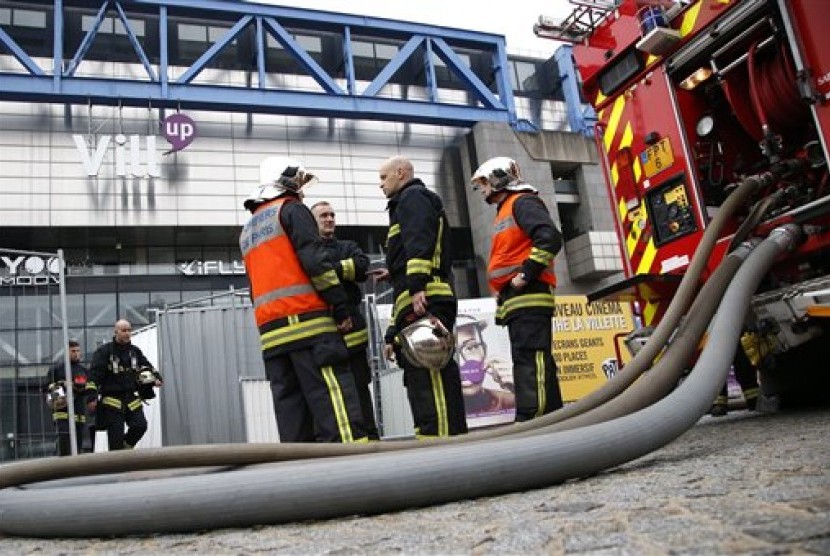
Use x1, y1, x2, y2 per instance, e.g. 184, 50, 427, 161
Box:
240, 156, 369, 443
374, 155, 468, 438
470, 157, 564, 421
45, 340, 90, 455
86, 320, 162, 451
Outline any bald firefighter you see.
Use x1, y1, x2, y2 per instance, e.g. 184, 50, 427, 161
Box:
374, 155, 468, 438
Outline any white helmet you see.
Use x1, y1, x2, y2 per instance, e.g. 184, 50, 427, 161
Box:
243, 156, 318, 211
470, 156, 537, 203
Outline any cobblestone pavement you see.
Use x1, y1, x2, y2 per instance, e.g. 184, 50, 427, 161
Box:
2, 408, 829, 555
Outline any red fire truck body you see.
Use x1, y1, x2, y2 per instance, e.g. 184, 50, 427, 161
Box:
547, 0, 830, 399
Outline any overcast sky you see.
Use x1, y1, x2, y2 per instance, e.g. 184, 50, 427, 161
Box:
247, 0, 569, 58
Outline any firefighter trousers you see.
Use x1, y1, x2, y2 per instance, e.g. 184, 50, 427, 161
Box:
96, 396, 148, 450
54, 417, 86, 456
508, 315, 564, 422
396, 309, 468, 438
264, 344, 368, 443
349, 349, 380, 440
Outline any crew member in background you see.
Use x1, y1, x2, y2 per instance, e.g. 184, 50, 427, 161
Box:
311, 200, 380, 440
711, 332, 761, 416
470, 156, 564, 421
240, 157, 368, 443
45, 340, 90, 456
86, 320, 162, 450
373, 155, 467, 438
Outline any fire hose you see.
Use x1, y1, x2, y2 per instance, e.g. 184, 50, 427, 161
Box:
0, 225, 800, 537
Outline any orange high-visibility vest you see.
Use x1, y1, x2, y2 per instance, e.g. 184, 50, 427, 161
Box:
487, 193, 557, 293
240, 198, 328, 327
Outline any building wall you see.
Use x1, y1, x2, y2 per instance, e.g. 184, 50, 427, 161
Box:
461, 122, 623, 296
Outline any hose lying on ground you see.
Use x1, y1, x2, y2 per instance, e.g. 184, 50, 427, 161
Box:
0, 173, 771, 491
0, 225, 799, 537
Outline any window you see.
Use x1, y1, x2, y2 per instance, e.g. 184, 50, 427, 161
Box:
82, 15, 145, 36
12, 9, 46, 28
85, 293, 116, 327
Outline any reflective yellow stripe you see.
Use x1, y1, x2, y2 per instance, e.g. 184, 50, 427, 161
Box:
535, 350, 546, 418
128, 398, 143, 411
432, 218, 444, 269
55, 413, 87, 423
498, 292, 556, 318
603, 96, 626, 153
636, 238, 657, 275
341, 258, 355, 282
386, 223, 400, 246
680, 1, 702, 37
429, 368, 449, 437
529, 247, 554, 266
102, 396, 122, 410
321, 365, 354, 442
392, 281, 454, 321
407, 258, 433, 275
260, 317, 338, 351
344, 328, 369, 349
311, 269, 340, 291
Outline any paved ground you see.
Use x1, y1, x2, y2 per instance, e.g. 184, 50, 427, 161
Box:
1, 407, 829, 555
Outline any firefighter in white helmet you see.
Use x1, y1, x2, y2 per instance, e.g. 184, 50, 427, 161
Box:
470, 156, 564, 421
240, 156, 369, 443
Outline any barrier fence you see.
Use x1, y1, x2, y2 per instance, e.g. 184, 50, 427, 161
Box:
0, 247, 72, 461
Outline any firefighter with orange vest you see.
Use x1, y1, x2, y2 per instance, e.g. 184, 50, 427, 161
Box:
240, 157, 369, 443
470, 156, 564, 421
374, 155, 468, 438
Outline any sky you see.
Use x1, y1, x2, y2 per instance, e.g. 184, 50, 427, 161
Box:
247, 0, 569, 58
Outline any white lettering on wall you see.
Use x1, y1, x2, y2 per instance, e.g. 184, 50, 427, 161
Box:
72, 134, 160, 178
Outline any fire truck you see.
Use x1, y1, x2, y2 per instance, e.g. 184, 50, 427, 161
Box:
538, 0, 830, 404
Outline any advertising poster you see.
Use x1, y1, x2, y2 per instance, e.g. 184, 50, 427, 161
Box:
376, 295, 635, 430
552, 295, 635, 402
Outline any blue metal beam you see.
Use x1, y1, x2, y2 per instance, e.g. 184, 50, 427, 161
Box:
113, 1, 157, 81
261, 16, 343, 95
0, 21, 45, 75
0, 0, 523, 128
555, 44, 596, 137
0, 74, 512, 126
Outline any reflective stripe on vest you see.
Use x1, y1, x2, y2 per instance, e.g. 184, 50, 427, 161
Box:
240, 198, 329, 327
487, 193, 556, 293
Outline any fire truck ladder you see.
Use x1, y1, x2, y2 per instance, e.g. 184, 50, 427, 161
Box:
534, 0, 619, 43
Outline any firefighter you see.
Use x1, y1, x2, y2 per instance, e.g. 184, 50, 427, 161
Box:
311, 200, 380, 440
86, 320, 162, 450
470, 156, 564, 421
45, 340, 89, 456
240, 157, 369, 443
711, 333, 760, 416
374, 155, 468, 438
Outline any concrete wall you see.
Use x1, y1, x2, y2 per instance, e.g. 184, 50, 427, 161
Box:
460, 121, 624, 295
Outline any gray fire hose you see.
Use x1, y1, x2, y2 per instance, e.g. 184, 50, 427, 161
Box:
0, 225, 799, 537
0, 173, 771, 492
